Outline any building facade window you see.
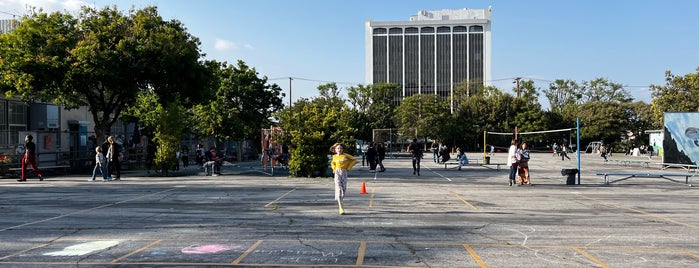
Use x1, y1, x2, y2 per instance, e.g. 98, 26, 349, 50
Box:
366, 8, 492, 110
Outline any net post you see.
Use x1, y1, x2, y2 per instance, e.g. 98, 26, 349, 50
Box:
483, 130, 487, 163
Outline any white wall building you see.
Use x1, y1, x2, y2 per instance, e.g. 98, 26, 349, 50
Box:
365, 8, 492, 110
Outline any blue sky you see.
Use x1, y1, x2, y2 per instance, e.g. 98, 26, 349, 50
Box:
2, 0, 698, 108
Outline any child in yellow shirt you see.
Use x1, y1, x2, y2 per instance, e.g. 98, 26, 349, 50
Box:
330, 142, 356, 215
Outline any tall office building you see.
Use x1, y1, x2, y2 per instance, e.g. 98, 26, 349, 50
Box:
0, 19, 18, 34
365, 8, 492, 108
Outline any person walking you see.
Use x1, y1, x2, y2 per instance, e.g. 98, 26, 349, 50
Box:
516, 141, 531, 185
330, 142, 356, 215
105, 136, 122, 181
90, 146, 108, 181
431, 142, 439, 163
561, 144, 571, 160
18, 134, 43, 182
506, 139, 518, 186
408, 138, 423, 176
376, 142, 386, 172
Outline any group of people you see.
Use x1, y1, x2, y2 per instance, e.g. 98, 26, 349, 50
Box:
430, 143, 451, 163
507, 139, 531, 186
90, 136, 124, 181
363, 142, 386, 173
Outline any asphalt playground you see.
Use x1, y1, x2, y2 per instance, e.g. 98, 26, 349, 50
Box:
0, 151, 697, 267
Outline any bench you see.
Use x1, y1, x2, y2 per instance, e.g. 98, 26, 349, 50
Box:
482, 163, 507, 171
595, 173, 694, 186
604, 159, 650, 168
656, 163, 698, 172
440, 159, 506, 171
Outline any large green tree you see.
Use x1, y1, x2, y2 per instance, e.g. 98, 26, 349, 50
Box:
649, 68, 699, 128
393, 94, 450, 142
277, 84, 356, 177
346, 82, 400, 141
0, 5, 210, 140
192, 60, 284, 142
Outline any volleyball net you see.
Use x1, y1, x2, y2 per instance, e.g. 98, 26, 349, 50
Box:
484, 128, 577, 155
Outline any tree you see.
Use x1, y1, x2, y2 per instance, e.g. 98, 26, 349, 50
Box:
650, 68, 699, 128
346, 83, 400, 141
544, 79, 581, 113
581, 78, 632, 103
0, 6, 209, 140
277, 84, 356, 177
124, 91, 186, 175
192, 60, 284, 142
393, 94, 450, 141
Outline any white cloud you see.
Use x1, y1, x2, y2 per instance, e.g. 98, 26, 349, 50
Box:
214, 38, 254, 52
214, 38, 238, 51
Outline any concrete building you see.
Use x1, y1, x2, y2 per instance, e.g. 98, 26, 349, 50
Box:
0, 19, 18, 34
365, 8, 492, 110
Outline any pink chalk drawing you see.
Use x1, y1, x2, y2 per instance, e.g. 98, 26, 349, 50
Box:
181, 244, 231, 254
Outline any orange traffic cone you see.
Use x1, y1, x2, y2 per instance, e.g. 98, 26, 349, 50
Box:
360, 181, 368, 194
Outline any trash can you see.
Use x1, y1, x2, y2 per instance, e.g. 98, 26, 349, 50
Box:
561, 168, 578, 185
484, 156, 490, 164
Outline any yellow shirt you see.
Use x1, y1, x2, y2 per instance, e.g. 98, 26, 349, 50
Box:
331, 153, 356, 171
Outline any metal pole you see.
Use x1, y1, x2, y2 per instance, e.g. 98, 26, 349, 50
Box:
288, 77, 293, 108
483, 130, 487, 162
577, 118, 581, 184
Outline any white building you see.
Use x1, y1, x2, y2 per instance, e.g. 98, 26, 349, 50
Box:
365, 8, 492, 110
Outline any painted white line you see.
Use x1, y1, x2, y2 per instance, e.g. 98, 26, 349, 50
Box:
0, 188, 178, 232
44, 240, 120, 256
264, 188, 296, 207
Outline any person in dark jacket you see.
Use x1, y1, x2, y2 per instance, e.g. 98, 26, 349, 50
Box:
376, 142, 386, 172
366, 142, 378, 173
18, 134, 43, 182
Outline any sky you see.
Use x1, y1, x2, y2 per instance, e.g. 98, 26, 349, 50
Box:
1, 0, 698, 109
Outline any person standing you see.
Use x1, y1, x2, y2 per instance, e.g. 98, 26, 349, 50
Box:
366, 142, 377, 173
90, 146, 108, 181
506, 139, 518, 186
516, 141, 531, 185
431, 142, 439, 163
408, 138, 423, 176
194, 144, 205, 166
181, 145, 190, 169
330, 143, 356, 215
376, 142, 386, 172
106, 136, 122, 181
18, 134, 43, 182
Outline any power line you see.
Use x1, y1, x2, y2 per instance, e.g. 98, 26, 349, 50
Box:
0, 10, 21, 18
268, 75, 655, 92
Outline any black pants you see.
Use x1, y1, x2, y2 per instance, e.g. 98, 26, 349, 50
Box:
412, 157, 420, 174
108, 160, 121, 179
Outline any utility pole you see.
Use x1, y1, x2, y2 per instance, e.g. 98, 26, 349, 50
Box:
513, 77, 521, 98
288, 77, 293, 108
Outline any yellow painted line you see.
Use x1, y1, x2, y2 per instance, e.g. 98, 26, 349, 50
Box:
0, 239, 60, 260
449, 190, 477, 210
231, 239, 263, 264
576, 193, 699, 230
265, 188, 296, 207
356, 241, 367, 266
1, 188, 178, 232
368, 188, 375, 208
572, 246, 610, 268
111, 239, 162, 263
677, 249, 699, 259
463, 244, 487, 268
